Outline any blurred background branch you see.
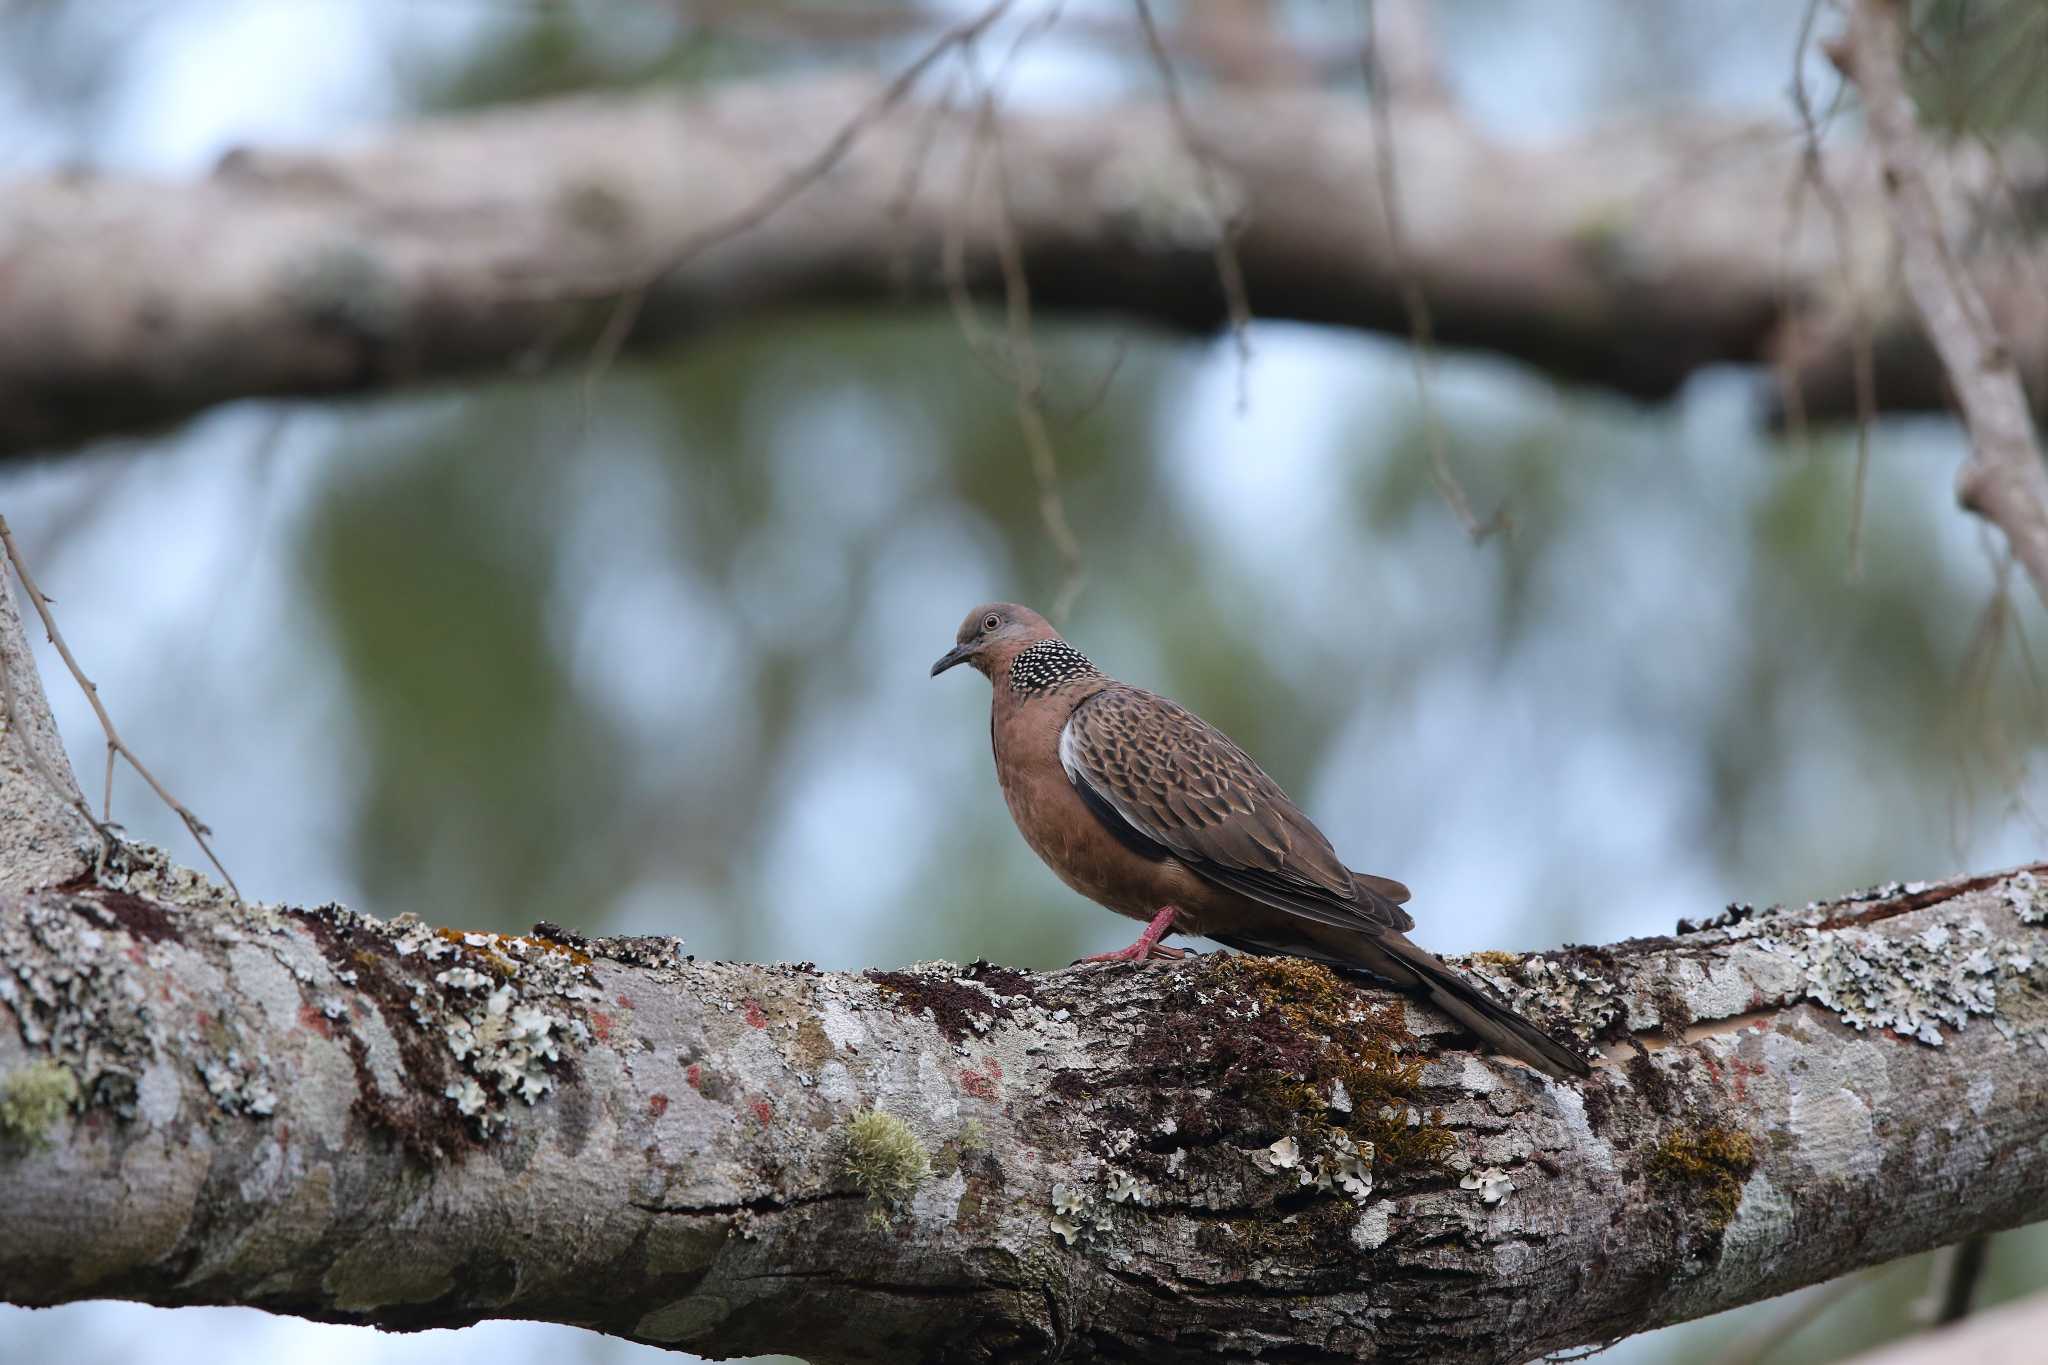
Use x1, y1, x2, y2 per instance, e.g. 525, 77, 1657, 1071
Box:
4, 61, 2048, 456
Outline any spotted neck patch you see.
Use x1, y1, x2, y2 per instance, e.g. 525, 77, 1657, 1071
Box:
1008, 638, 1102, 697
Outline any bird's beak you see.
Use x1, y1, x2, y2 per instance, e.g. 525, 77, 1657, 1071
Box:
930, 643, 973, 677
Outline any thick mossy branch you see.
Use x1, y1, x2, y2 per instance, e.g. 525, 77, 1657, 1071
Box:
2, 854, 2047, 1364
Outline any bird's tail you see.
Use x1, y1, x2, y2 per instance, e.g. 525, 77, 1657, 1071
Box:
1371, 933, 1590, 1079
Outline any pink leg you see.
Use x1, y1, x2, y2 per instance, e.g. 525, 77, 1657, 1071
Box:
1074, 906, 1186, 964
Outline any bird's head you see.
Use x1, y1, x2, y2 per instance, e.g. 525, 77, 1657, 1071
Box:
930, 602, 1059, 680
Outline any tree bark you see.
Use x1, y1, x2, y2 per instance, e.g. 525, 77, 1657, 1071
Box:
2, 75, 2045, 457
3, 846, 2047, 1364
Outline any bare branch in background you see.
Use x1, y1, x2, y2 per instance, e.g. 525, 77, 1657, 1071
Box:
1831, 0, 2048, 606
6, 78, 2048, 457
1363, 0, 1503, 542
0, 516, 238, 897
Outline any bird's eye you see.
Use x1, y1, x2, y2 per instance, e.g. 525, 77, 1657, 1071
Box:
982, 613, 1001, 633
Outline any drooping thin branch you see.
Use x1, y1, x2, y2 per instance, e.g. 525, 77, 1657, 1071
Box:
1788, 0, 1879, 579
1831, 0, 2048, 607
0, 516, 239, 897
565, 0, 1019, 398
1131, 0, 1254, 407
1362, 0, 1503, 542
941, 11, 1088, 624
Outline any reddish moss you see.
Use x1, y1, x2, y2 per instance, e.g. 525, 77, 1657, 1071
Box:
866, 968, 1018, 1042
962, 960, 1043, 1004
288, 907, 482, 1162
1125, 955, 1453, 1177
65, 889, 180, 945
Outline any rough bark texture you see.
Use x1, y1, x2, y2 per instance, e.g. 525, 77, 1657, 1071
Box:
3, 75, 2046, 456
0, 845, 2045, 1363
0, 563, 97, 892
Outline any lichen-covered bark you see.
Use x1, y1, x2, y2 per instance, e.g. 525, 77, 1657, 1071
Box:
2, 845, 2046, 1364
3, 76, 2046, 456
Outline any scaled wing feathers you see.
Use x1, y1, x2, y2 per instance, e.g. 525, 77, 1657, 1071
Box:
1060, 687, 1411, 934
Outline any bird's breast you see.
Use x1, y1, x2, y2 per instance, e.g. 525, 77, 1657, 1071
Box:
991, 697, 1171, 921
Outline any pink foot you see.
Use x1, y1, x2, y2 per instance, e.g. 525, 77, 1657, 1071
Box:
1073, 906, 1184, 964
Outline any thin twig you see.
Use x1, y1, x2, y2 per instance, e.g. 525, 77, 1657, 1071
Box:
940, 10, 1087, 624
0, 516, 240, 898
565, 0, 1018, 402
1361, 0, 1503, 542
1789, 0, 1878, 580
1833, 0, 2048, 607
1130, 0, 1254, 410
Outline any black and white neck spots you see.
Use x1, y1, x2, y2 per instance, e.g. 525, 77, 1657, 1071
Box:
1008, 639, 1102, 696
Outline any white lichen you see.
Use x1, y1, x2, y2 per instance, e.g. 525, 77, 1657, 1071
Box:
1461, 1166, 1515, 1204
1049, 1181, 1102, 1245
1251, 1135, 1300, 1174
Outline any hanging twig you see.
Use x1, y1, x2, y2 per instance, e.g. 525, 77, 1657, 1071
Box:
1831, 0, 2048, 607
1362, 0, 1504, 542
565, 0, 1020, 406
0, 515, 240, 898
1787, 0, 1879, 580
939, 9, 1087, 624
1131, 0, 1254, 409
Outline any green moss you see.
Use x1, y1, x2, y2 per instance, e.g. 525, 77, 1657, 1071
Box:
0, 1060, 81, 1145
843, 1109, 931, 1216
1649, 1124, 1757, 1227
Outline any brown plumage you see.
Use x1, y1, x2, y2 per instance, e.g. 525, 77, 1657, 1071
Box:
932, 602, 1589, 1080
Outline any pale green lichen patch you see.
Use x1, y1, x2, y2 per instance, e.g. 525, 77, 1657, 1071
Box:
0, 1058, 80, 1144
1796, 922, 1999, 1045
843, 1109, 930, 1217
1464, 949, 1624, 1046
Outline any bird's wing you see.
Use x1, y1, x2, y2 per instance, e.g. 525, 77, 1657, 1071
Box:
1060, 687, 1411, 934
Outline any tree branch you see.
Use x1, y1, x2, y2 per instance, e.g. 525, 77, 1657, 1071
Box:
0, 545, 95, 893
4, 844, 2046, 1361
1831, 0, 2048, 607
3, 77, 2046, 456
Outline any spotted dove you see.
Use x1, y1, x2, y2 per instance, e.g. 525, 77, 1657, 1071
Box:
932, 602, 1589, 1079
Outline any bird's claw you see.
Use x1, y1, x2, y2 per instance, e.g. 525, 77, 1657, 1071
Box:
1070, 942, 1187, 966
